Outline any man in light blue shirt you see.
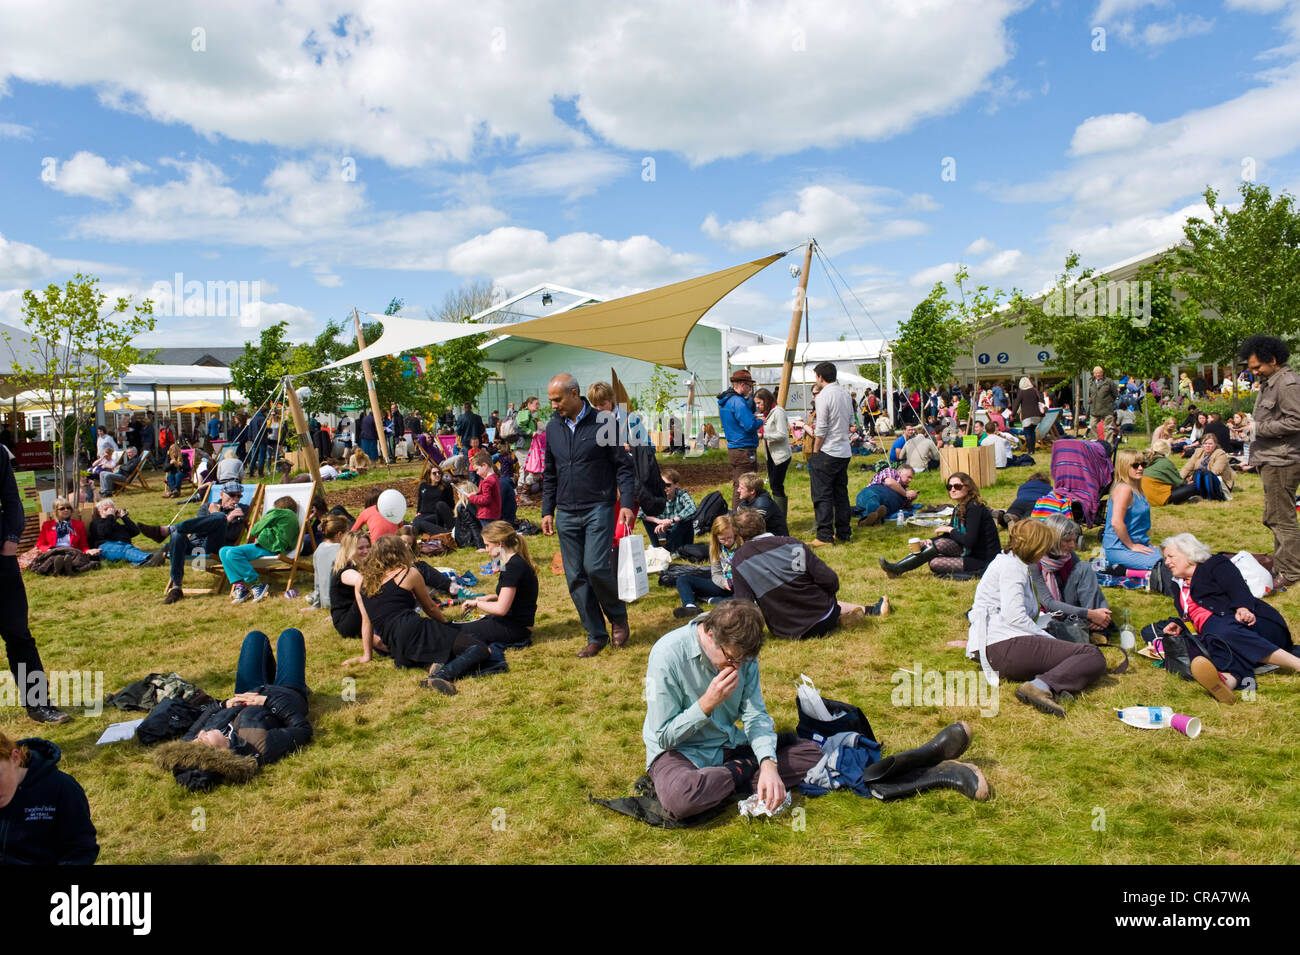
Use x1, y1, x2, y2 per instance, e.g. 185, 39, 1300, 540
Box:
642, 601, 821, 820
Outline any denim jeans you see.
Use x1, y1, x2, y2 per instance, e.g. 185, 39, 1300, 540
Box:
98, 540, 151, 565
675, 574, 731, 608
219, 543, 273, 584
169, 512, 234, 586
165, 470, 185, 492
236, 629, 307, 696
555, 504, 626, 644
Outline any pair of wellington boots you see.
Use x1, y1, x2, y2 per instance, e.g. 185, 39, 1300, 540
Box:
863, 721, 991, 802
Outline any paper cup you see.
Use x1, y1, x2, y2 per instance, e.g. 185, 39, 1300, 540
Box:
1171, 713, 1201, 738
908, 538, 923, 553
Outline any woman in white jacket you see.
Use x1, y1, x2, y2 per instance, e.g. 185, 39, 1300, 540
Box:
754, 389, 791, 518
966, 519, 1107, 718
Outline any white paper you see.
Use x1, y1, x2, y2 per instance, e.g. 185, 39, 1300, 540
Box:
96, 718, 145, 744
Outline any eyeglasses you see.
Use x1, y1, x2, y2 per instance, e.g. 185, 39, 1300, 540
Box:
947, 483, 966, 491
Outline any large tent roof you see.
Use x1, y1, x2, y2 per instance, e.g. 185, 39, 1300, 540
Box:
316, 252, 784, 373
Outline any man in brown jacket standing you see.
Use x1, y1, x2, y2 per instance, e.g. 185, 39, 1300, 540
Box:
1240, 335, 1300, 590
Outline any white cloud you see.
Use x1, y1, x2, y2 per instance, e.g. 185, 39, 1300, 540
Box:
47, 151, 145, 200
981, 249, 1023, 276
1141, 14, 1214, 45
909, 261, 960, 287
0, 233, 55, 285
0, 0, 1021, 165
313, 272, 343, 287
445, 226, 702, 295
964, 237, 995, 256
1068, 112, 1154, 156
0, 121, 32, 139
481, 150, 632, 201
701, 184, 928, 255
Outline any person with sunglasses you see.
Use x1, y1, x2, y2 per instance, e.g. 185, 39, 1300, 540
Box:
642, 600, 823, 821
879, 471, 1000, 578
1101, 448, 1162, 571
34, 499, 89, 553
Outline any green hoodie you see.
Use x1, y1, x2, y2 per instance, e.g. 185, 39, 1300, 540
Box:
250, 507, 300, 554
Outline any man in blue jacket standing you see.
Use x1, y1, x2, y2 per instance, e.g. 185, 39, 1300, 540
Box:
541, 373, 636, 658
717, 368, 760, 506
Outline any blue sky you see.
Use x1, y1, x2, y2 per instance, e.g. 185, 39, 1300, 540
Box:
2, 0, 1299, 348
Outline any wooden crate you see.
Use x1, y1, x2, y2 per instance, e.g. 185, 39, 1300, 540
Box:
939, 443, 997, 488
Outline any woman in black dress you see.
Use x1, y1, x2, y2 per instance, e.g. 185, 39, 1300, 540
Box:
345, 536, 489, 695
459, 521, 538, 647
329, 531, 371, 638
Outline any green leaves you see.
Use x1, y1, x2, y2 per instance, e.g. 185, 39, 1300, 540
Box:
892, 282, 962, 392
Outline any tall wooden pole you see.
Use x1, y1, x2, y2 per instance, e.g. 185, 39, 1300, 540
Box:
354, 308, 392, 465
777, 239, 815, 408
283, 377, 323, 486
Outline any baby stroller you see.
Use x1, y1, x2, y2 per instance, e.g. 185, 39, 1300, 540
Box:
1047, 438, 1114, 527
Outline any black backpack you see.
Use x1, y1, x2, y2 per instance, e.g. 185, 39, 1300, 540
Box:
454, 504, 484, 549
692, 491, 729, 536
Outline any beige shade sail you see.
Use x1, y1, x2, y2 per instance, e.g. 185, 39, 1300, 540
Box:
312, 252, 785, 373
495, 252, 785, 369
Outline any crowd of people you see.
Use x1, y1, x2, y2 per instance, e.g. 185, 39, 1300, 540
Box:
3, 334, 1299, 855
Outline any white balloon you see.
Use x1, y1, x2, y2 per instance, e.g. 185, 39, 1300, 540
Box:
377, 488, 407, 525
295, 386, 312, 403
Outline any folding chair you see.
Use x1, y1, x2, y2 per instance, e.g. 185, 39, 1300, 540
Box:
245, 481, 320, 595
175, 482, 264, 597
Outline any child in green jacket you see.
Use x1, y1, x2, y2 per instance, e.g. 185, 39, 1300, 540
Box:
219, 496, 301, 603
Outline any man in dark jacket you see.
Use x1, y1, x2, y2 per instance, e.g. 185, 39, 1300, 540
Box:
1, 447, 69, 723
734, 471, 788, 537
246, 408, 268, 476
542, 373, 635, 657
729, 508, 865, 639
160, 481, 250, 604
0, 735, 98, 862
358, 410, 379, 461
389, 403, 405, 458
1086, 366, 1118, 438
454, 403, 486, 450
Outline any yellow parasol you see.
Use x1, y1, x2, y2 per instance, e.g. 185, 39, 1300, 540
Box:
174, 399, 222, 413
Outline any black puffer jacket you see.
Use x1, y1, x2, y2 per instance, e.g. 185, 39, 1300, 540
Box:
153, 685, 312, 791
0, 738, 99, 865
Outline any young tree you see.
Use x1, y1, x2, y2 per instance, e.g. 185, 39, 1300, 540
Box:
951, 266, 1013, 429
287, 318, 354, 416
229, 321, 292, 411
892, 283, 962, 393
1013, 252, 1108, 430
1, 273, 155, 491
1100, 264, 1196, 435
1175, 183, 1300, 410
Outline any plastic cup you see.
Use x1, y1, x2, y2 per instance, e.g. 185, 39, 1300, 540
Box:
1171, 713, 1201, 738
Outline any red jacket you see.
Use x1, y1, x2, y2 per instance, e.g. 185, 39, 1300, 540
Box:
468, 472, 501, 521
37, 519, 89, 552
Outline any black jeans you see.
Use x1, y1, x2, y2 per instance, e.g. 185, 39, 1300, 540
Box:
767, 457, 790, 497
808, 451, 851, 543
643, 517, 694, 552
1, 555, 46, 707
412, 502, 453, 535
169, 512, 233, 587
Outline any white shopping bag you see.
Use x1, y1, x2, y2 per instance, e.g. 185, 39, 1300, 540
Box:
1231, 551, 1272, 599
644, 546, 673, 574
617, 534, 650, 602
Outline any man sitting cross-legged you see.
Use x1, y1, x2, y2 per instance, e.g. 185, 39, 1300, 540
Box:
729, 507, 886, 639
642, 600, 823, 822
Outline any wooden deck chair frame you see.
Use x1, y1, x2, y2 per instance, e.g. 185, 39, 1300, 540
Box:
174, 483, 265, 597
118, 451, 153, 493
244, 481, 320, 594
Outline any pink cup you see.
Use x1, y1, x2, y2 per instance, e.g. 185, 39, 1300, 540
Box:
1171, 713, 1201, 738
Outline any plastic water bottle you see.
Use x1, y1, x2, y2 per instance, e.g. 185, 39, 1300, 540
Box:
1119, 609, 1136, 650
1116, 706, 1172, 729
896, 510, 906, 527
1091, 555, 1107, 573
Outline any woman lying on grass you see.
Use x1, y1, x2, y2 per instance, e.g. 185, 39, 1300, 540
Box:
154, 628, 312, 791
345, 535, 491, 695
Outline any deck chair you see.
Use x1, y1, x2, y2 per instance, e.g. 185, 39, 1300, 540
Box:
244, 481, 320, 594
120, 449, 153, 493
175, 482, 264, 596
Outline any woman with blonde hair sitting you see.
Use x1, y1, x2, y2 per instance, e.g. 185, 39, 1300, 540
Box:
1101, 448, 1161, 571
966, 518, 1107, 718
673, 514, 737, 618
1159, 533, 1300, 704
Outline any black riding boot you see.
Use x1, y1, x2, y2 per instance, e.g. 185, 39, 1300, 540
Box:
1168, 483, 1200, 504
421, 643, 491, 695
862, 722, 972, 784
868, 761, 991, 802
879, 544, 940, 578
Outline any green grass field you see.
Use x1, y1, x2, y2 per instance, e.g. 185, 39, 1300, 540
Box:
7, 443, 1300, 864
